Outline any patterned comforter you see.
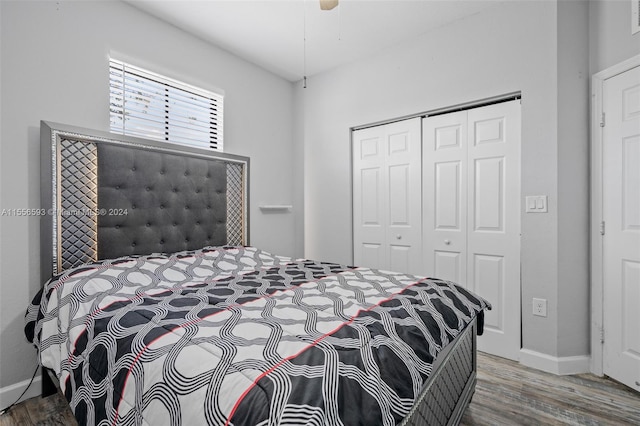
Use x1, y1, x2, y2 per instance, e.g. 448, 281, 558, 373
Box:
25, 246, 490, 426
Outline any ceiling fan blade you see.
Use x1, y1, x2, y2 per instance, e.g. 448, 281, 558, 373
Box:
319, 0, 339, 10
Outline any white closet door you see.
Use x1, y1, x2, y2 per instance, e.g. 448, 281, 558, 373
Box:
422, 100, 521, 361
353, 118, 422, 274
467, 101, 521, 360
423, 111, 468, 283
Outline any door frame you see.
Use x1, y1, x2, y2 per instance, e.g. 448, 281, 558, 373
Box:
590, 54, 640, 376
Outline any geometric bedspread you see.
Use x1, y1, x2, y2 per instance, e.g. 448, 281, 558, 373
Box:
25, 246, 490, 426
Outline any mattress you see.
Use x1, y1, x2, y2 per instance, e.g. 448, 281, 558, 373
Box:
25, 245, 490, 426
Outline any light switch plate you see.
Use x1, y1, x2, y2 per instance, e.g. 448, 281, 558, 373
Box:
525, 195, 548, 213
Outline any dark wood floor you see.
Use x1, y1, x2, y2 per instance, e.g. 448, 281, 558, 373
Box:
1, 352, 639, 425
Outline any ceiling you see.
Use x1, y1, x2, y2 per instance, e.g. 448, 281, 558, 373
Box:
126, 0, 504, 82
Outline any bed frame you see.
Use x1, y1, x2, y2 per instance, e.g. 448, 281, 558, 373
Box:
39, 121, 477, 425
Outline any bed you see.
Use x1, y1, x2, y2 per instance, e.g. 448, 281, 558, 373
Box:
25, 121, 490, 426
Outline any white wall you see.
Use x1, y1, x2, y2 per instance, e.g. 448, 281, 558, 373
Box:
557, 0, 590, 358
0, 0, 298, 396
299, 0, 591, 362
590, 0, 640, 74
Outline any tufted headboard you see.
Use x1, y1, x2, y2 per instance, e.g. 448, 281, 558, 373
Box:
40, 121, 249, 282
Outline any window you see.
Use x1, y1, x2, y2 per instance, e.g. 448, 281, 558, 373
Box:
109, 59, 223, 151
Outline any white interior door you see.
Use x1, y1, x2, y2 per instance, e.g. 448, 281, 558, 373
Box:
353, 118, 422, 274
603, 65, 640, 391
422, 100, 521, 361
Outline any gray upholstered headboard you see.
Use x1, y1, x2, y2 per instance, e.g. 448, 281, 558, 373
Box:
40, 121, 249, 282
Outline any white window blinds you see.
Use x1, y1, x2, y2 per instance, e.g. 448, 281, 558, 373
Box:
109, 59, 223, 151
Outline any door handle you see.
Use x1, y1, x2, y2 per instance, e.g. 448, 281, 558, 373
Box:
444, 239, 451, 245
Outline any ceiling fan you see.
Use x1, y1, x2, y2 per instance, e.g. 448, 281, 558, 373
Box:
319, 0, 339, 10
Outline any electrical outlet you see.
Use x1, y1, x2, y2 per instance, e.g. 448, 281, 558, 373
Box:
533, 298, 547, 317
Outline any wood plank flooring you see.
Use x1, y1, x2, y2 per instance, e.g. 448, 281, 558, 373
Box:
1, 352, 638, 425
461, 353, 640, 425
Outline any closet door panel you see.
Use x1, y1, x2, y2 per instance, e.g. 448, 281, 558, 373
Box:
389, 245, 411, 274
467, 101, 521, 361
385, 119, 422, 275
361, 243, 383, 269
353, 118, 422, 273
473, 156, 505, 232
353, 129, 387, 270
423, 100, 521, 361
434, 250, 463, 283
388, 164, 411, 226
473, 253, 505, 332
435, 161, 462, 229
423, 111, 468, 284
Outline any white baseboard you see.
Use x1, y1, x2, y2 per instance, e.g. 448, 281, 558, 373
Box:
519, 348, 590, 375
0, 375, 42, 411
